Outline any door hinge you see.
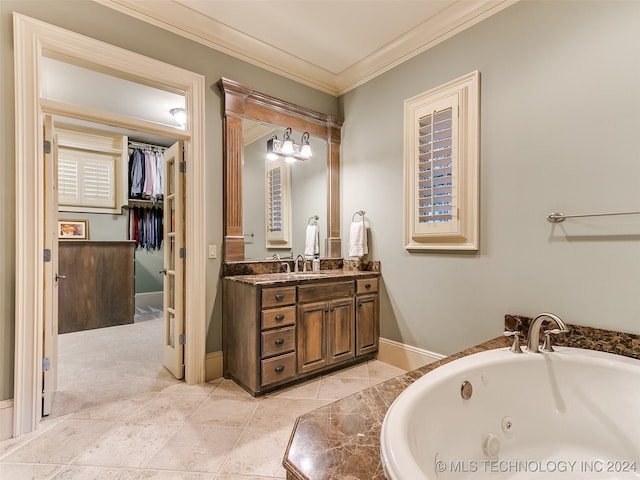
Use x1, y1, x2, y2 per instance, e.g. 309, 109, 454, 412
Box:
179, 247, 186, 259
42, 357, 50, 372
43, 140, 51, 154
43, 249, 52, 262
179, 334, 186, 345
179, 161, 186, 173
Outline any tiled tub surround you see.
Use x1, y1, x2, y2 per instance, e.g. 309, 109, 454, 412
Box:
283, 316, 640, 479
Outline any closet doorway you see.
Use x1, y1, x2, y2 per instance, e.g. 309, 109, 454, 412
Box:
14, 13, 206, 436
46, 114, 184, 418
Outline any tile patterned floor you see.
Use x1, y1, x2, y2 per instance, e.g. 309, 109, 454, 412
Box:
0, 319, 405, 479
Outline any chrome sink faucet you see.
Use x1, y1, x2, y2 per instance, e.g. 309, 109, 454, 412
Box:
294, 254, 307, 273
526, 312, 569, 353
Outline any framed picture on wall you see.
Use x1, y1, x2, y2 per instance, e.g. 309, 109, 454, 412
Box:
58, 219, 89, 240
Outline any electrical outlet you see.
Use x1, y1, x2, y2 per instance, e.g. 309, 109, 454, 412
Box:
208, 244, 217, 259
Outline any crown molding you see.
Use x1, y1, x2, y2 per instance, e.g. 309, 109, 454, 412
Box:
95, 0, 517, 97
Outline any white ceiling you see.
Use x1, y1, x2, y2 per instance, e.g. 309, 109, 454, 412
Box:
96, 0, 517, 95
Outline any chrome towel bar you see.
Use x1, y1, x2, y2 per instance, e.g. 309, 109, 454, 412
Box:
547, 210, 640, 223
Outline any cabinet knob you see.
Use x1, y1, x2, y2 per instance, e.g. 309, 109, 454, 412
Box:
275, 314, 285, 321
275, 366, 285, 373
275, 294, 284, 301
364, 283, 372, 289
274, 338, 285, 345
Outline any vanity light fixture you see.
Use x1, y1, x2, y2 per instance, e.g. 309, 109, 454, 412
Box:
170, 107, 187, 128
266, 127, 312, 162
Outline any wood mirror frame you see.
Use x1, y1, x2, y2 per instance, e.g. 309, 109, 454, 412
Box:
218, 77, 343, 261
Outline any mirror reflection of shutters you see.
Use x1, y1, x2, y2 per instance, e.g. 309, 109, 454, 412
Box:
268, 166, 282, 233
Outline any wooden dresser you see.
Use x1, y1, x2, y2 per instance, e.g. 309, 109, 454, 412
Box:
58, 241, 135, 334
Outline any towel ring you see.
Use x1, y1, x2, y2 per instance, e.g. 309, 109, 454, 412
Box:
352, 210, 366, 222
308, 215, 319, 225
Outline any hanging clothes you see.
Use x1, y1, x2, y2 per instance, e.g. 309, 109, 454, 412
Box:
128, 145, 165, 201
128, 205, 163, 251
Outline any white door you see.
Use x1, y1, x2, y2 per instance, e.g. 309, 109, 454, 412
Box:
162, 141, 185, 379
42, 115, 60, 416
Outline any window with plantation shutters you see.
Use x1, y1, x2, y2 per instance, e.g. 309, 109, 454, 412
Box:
56, 127, 128, 214
404, 71, 479, 251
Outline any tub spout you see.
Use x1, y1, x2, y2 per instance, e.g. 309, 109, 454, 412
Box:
526, 313, 569, 353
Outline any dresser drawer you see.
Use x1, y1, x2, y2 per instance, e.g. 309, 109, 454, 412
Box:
261, 352, 296, 386
298, 281, 354, 303
356, 277, 378, 294
261, 305, 296, 330
262, 286, 296, 308
261, 326, 295, 358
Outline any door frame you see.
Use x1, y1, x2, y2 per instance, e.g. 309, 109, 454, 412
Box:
13, 13, 207, 436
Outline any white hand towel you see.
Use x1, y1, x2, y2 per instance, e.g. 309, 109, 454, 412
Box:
304, 224, 319, 258
348, 221, 368, 258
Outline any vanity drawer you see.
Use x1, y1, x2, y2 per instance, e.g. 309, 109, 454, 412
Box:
261, 326, 295, 358
298, 281, 354, 303
356, 277, 378, 294
261, 305, 296, 330
261, 352, 296, 386
262, 286, 296, 308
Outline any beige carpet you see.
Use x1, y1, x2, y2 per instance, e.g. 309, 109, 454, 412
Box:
51, 317, 180, 418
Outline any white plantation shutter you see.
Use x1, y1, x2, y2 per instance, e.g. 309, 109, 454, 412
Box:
55, 127, 127, 214
58, 149, 116, 209
58, 157, 79, 202
83, 160, 114, 205
416, 104, 457, 231
404, 71, 479, 251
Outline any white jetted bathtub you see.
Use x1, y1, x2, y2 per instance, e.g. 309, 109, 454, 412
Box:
380, 347, 640, 479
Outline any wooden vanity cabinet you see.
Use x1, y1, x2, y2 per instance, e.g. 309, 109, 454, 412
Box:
223, 275, 378, 396
355, 277, 380, 356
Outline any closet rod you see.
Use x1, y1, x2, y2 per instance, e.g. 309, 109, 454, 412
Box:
547, 210, 640, 222
128, 140, 167, 152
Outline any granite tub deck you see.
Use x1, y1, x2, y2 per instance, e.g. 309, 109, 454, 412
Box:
283, 317, 640, 480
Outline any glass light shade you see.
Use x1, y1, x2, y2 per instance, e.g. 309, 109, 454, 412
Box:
282, 139, 294, 154
300, 144, 312, 158
170, 107, 187, 127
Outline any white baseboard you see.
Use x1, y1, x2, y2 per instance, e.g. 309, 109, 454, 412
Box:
205, 350, 223, 382
0, 399, 14, 440
377, 337, 444, 371
134, 291, 162, 309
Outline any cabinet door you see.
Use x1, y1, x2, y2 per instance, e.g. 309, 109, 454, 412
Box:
327, 297, 355, 365
356, 294, 379, 356
297, 301, 328, 374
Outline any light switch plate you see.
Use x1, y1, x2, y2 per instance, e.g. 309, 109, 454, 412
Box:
208, 244, 217, 259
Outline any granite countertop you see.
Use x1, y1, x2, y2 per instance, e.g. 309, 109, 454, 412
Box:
224, 269, 380, 286
283, 317, 640, 479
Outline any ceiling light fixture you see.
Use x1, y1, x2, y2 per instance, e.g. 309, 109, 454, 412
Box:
266, 127, 312, 162
170, 107, 187, 128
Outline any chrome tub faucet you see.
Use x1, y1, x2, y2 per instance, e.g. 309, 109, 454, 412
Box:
526, 312, 569, 353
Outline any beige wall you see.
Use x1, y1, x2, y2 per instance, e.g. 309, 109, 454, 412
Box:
0, 0, 338, 401
340, 0, 640, 354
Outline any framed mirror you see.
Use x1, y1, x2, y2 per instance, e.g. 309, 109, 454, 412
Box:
242, 120, 328, 259
218, 78, 343, 262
